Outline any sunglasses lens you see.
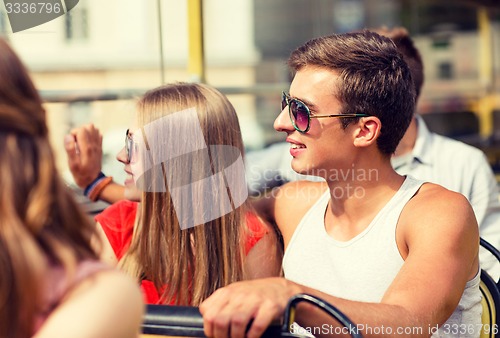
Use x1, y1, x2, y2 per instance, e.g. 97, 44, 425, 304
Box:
290, 100, 309, 132
281, 93, 288, 110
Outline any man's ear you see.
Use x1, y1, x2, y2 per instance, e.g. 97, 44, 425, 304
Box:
352, 117, 381, 148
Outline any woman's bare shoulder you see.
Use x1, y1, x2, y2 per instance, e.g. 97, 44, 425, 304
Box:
34, 269, 144, 338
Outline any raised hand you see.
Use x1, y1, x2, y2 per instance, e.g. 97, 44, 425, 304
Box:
64, 124, 103, 188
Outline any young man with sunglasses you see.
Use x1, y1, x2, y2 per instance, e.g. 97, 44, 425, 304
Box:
200, 30, 481, 337
246, 26, 500, 278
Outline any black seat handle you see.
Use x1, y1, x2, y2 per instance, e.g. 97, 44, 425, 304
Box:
282, 293, 363, 338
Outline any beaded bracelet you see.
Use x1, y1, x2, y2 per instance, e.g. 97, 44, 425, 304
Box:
84, 172, 113, 202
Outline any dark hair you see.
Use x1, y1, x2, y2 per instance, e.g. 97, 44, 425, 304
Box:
288, 30, 416, 155
373, 27, 424, 99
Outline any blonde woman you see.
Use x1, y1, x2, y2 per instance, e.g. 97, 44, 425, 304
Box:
95, 83, 281, 305
0, 38, 144, 338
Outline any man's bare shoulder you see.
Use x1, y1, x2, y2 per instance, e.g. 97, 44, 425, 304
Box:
400, 182, 479, 253
384, 184, 479, 322
410, 182, 474, 216
274, 180, 329, 241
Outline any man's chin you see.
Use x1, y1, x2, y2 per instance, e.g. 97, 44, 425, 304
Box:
291, 162, 315, 176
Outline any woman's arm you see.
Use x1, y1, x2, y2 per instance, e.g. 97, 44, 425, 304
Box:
245, 231, 283, 279
92, 222, 119, 265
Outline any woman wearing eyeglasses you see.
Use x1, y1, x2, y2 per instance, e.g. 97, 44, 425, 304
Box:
0, 38, 144, 338
94, 82, 282, 305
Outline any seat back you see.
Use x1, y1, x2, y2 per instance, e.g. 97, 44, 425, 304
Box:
481, 238, 500, 289
141, 305, 204, 337
140, 294, 362, 337
479, 238, 500, 338
140, 304, 298, 337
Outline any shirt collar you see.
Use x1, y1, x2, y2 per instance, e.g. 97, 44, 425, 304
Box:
411, 114, 433, 166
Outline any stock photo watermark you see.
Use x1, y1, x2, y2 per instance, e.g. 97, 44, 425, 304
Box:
247, 165, 380, 199
291, 322, 497, 336
129, 108, 248, 230
3, 0, 79, 32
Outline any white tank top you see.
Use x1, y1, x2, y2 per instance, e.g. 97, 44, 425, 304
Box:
283, 176, 482, 336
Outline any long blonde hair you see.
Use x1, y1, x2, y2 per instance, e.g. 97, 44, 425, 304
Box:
0, 38, 98, 338
120, 83, 248, 305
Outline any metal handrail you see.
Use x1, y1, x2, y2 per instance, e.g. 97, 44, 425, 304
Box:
39, 84, 289, 103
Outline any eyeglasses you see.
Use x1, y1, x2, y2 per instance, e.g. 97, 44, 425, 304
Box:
281, 92, 370, 133
125, 129, 135, 163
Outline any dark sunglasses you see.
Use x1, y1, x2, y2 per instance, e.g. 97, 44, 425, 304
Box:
125, 129, 135, 163
281, 92, 369, 133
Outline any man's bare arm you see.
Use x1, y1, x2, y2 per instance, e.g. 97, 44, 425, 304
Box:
201, 184, 479, 338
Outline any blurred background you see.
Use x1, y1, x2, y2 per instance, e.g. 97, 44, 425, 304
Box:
0, 0, 499, 185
